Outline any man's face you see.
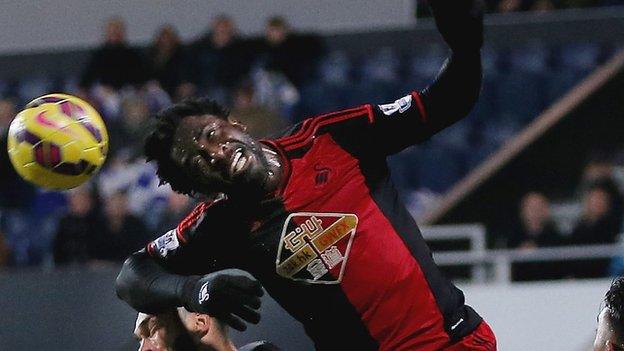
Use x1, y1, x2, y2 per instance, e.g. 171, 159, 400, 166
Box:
134, 314, 174, 351
595, 308, 621, 351
171, 115, 270, 197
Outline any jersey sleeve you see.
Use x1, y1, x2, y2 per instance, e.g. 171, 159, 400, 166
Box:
144, 195, 239, 275
281, 47, 481, 158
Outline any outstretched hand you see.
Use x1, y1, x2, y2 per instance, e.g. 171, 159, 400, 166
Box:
182, 272, 264, 331
429, 0, 484, 53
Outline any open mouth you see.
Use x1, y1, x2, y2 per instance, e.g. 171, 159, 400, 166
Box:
229, 147, 249, 177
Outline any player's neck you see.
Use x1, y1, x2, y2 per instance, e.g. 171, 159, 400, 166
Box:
261, 145, 283, 197
199, 332, 237, 351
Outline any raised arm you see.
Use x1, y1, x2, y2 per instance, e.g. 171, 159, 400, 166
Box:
362, 0, 484, 155
420, 0, 483, 135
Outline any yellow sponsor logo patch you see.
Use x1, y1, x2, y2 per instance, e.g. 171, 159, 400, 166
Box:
275, 213, 358, 284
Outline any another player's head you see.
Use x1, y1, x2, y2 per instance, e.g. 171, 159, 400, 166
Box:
177, 308, 236, 350
595, 277, 624, 351
145, 97, 274, 199
133, 309, 235, 351
134, 312, 177, 351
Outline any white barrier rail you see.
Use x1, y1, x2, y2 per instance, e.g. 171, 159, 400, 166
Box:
421, 225, 622, 284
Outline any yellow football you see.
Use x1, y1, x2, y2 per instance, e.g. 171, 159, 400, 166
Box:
7, 93, 109, 190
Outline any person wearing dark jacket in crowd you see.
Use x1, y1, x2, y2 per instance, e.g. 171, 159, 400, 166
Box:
148, 25, 189, 97
508, 191, 564, 281
188, 15, 253, 93
571, 178, 623, 246
256, 16, 324, 88
80, 17, 149, 90
90, 191, 150, 263
53, 185, 100, 266
569, 178, 624, 278
508, 191, 563, 249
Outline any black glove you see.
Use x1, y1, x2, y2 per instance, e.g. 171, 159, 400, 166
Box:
429, 0, 484, 53
181, 272, 264, 331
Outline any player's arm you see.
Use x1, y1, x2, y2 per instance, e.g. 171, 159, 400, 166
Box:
115, 199, 264, 331
116, 250, 263, 331
369, 0, 483, 154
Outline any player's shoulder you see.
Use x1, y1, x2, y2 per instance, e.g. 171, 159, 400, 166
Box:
177, 194, 229, 233
270, 104, 374, 152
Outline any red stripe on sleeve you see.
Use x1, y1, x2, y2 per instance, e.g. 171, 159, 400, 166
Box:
278, 105, 372, 149
176, 198, 222, 244
411, 91, 427, 124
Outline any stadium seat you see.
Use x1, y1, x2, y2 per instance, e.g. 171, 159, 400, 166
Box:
318, 50, 352, 86
358, 47, 400, 83
415, 143, 466, 193
17, 77, 54, 103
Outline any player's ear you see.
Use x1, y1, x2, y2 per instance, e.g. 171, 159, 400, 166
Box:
194, 313, 212, 335
228, 117, 248, 132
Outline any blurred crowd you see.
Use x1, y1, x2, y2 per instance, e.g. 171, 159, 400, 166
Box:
0, 9, 621, 277
506, 154, 624, 280
0, 14, 323, 269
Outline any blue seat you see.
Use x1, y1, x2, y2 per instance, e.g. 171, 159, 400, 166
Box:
358, 47, 400, 83
408, 44, 447, 82
344, 80, 402, 107
415, 144, 466, 193
388, 147, 422, 192
17, 77, 54, 103
297, 81, 353, 118
496, 70, 546, 124
545, 69, 585, 104
318, 50, 352, 86
558, 42, 601, 72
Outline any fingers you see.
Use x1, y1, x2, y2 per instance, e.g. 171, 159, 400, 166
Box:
223, 313, 248, 331
222, 285, 262, 311
232, 304, 261, 325
230, 275, 264, 297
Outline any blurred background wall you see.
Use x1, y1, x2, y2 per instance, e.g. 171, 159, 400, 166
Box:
0, 0, 416, 53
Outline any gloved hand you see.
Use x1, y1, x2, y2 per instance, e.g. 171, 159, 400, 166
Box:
181, 272, 264, 331
428, 0, 484, 53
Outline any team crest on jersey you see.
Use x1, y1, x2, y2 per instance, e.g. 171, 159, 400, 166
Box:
275, 212, 358, 284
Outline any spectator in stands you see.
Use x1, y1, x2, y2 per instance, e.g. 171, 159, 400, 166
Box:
568, 179, 624, 278
580, 154, 616, 192
509, 191, 564, 281
79, 17, 149, 91
148, 25, 189, 97
108, 95, 151, 157
53, 185, 100, 266
258, 16, 324, 88
594, 276, 624, 351
189, 15, 252, 95
508, 191, 563, 249
571, 178, 624, 246
89, 190, 149, 263
0, 98, 35, 210
230, 83, 285, 138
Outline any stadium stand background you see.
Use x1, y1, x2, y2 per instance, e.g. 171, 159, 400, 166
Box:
1, 1, 624, 350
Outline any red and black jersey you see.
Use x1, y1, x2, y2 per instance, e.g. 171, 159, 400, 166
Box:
147, 93, 483, 350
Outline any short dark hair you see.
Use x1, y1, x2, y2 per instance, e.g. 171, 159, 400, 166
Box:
267, 16, 288, 28
606, 277, 624, 344
144, 97, 229, 197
